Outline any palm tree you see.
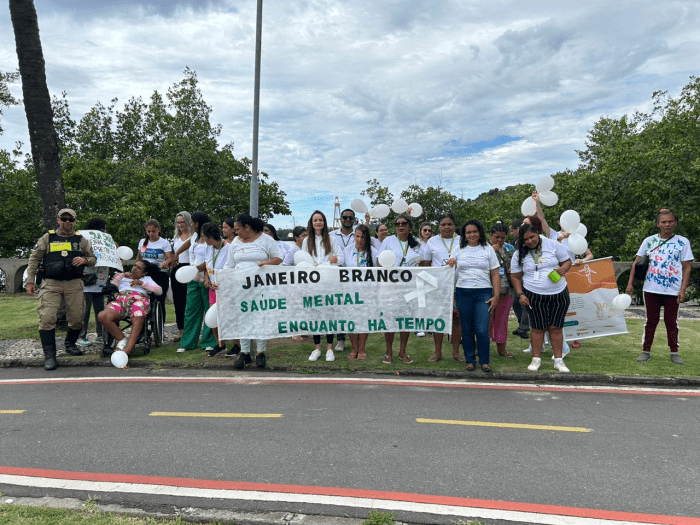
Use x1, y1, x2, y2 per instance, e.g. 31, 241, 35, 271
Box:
9, 0, 66, 229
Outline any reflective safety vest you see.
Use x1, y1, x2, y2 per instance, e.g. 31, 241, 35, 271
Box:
43, 230, 85, 280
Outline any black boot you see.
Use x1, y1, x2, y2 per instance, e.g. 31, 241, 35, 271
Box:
40, 329, 58, 371
64, 327, 83, 356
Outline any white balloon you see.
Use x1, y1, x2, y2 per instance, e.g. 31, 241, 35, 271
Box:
175, 265, 198, 283
295, 261, 313, 267
373, 204, 390, 219
293, 250, 313, 266
391, 199, 408, 214
539, 191, 559, 206
560, 210, 581, 233
613, 293, 632, 310
536, 175, 555, 193
116, 246, 134, 260
204, 303, 218, 328
521, 197, 536, 217
409, 202, 423, 218
351, 198, 368, 215
111, 350, 128, 369
575, 223, 588, 238
567, 233, 588, 255
378, 250, 397, 267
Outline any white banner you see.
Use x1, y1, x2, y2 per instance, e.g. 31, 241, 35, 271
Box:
216, 266, 455, 340
562, 257, 628, 340
82, 230, 123, 271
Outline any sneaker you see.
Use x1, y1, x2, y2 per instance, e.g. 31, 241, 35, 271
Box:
204, 346, 214, 352
326, 349, 335, 361
554, 359, 570, 373
517, 330, 530, 339
552, 348, 571, 360
636, 352, 651, 362
225, 344, 241, 357
207, 345, 226, 357
256, 353, 266, 368
670, 354, 685, 365
523, 347, 531, 353
527, 357, 541, 372
78, 338, 92, 347
116, 338, 128, 351
416, 331, 425, 337
233, 352, 252, 370
176, 347, 186, 353
335, 340, 345, 352
308, 349, 322, 361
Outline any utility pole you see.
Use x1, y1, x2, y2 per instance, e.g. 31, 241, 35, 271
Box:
249, 0, 263, 217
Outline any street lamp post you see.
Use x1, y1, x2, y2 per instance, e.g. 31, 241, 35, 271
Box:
250, 0, 263, 217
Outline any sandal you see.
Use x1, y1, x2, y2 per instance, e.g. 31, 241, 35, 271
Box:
481, 364, 492, 373
399, 354, 413, 364
452, 354, 466, 363
382, 354, 393, 364
428, 353, 443, 363
347, 351, 358, 360
466, 363, 476, 372
357, 351, 367, 360
498, 350, 514, 358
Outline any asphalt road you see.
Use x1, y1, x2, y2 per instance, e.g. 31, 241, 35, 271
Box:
1, 367, 699, 524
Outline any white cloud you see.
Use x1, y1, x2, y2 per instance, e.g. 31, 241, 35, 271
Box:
1, 0, 699, 228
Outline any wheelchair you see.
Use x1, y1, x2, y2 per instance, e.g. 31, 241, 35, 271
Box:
100, 283, 164, 357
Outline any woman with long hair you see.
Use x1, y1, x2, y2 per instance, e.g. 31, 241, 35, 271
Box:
626, 208, 693, 364
379, 213, 427, 364
302, 210, 344, 361
489, 221, 515, 358
222, 217, 236, 244
201, 222, 233, 357
175, 211, 217, 353
510, 222, 573, 373
137, 218, 172, 325
223, 214, 283, 369
342, 223, 376, 360
170, 211, 193, 341
418, 221, 433, 245
425, 213, 464, 362
447, 219, 500, 372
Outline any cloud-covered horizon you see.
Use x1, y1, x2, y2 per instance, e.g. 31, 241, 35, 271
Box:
2, 0, 699, 228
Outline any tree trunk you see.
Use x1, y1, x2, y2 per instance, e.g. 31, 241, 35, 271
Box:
9, 0, 65, 230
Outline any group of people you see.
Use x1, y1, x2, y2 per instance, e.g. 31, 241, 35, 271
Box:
25, 199, 693, 373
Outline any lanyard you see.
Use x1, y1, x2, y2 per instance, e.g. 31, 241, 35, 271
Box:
529, 245, 543, 272
398, 239, 410, 266
441, 235, 456, 257
356, 250, 366, 267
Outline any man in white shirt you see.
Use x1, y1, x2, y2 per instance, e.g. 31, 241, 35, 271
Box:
330, 208, 356, 352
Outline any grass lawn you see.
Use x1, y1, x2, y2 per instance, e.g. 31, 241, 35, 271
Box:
2, 293, 699, 377
0, 503, 215, 524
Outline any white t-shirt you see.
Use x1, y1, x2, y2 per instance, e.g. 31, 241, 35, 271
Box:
173, 236, 190, 264
225, 234, 283, 269
301, 235, 344, 266
454, 244, 500, 289
204, 242, 233, 285
138, 237, 172, 267
114, 274, 161, 296
342, 243, 378, 267
426, 235, 461, 267
511, 237, 571, 295
379, 236, 427, 267
636, 234, 694, 296
283, 244, 300, 266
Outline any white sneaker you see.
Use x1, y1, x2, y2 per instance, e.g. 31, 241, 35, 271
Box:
308, 349, 322, 361
416, 332, 425, 337
554, 360, 570, 373
204, 347, 214, 352
326, 349, 335, 362
335, 340, 345, 352
527, 357, 541, 372
116, 338, 128, 351
523, 347, 531, 353
176, 347, 186, 353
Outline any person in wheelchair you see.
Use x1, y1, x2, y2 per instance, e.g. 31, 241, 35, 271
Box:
98, 260, 163, 356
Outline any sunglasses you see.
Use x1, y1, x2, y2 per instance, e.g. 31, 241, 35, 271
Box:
59, 217, 76, 223
341, 215, 354, 220
395, 221, 409, 226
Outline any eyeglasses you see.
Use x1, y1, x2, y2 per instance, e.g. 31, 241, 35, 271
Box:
59, 217, 76, 223
422, 229, 432, 233
341, 215, 354, 220
395, 221, 409, 226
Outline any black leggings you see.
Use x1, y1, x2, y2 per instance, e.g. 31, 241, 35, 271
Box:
313, 334, 335, 344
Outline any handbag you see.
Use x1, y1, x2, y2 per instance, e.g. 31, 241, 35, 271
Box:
633, 237, 671, 282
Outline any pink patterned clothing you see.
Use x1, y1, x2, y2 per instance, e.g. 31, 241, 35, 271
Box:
106, 273, 162, 319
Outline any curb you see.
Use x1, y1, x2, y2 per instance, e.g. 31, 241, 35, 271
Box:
2, 356, 700, 387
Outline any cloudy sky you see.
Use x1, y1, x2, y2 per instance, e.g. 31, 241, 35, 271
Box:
1, 0, 699, 228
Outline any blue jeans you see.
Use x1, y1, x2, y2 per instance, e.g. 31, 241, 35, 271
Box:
456, 287, 492, 365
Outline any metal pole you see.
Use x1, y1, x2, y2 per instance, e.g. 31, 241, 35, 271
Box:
250, 0, 263, 217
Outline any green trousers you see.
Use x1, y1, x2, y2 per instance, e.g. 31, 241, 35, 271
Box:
180, 281, 216, 349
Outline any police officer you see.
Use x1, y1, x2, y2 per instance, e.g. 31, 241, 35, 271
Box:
25, 208, 97, 370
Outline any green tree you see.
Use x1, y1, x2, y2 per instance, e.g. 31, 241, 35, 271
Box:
0, 69, 20, 135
